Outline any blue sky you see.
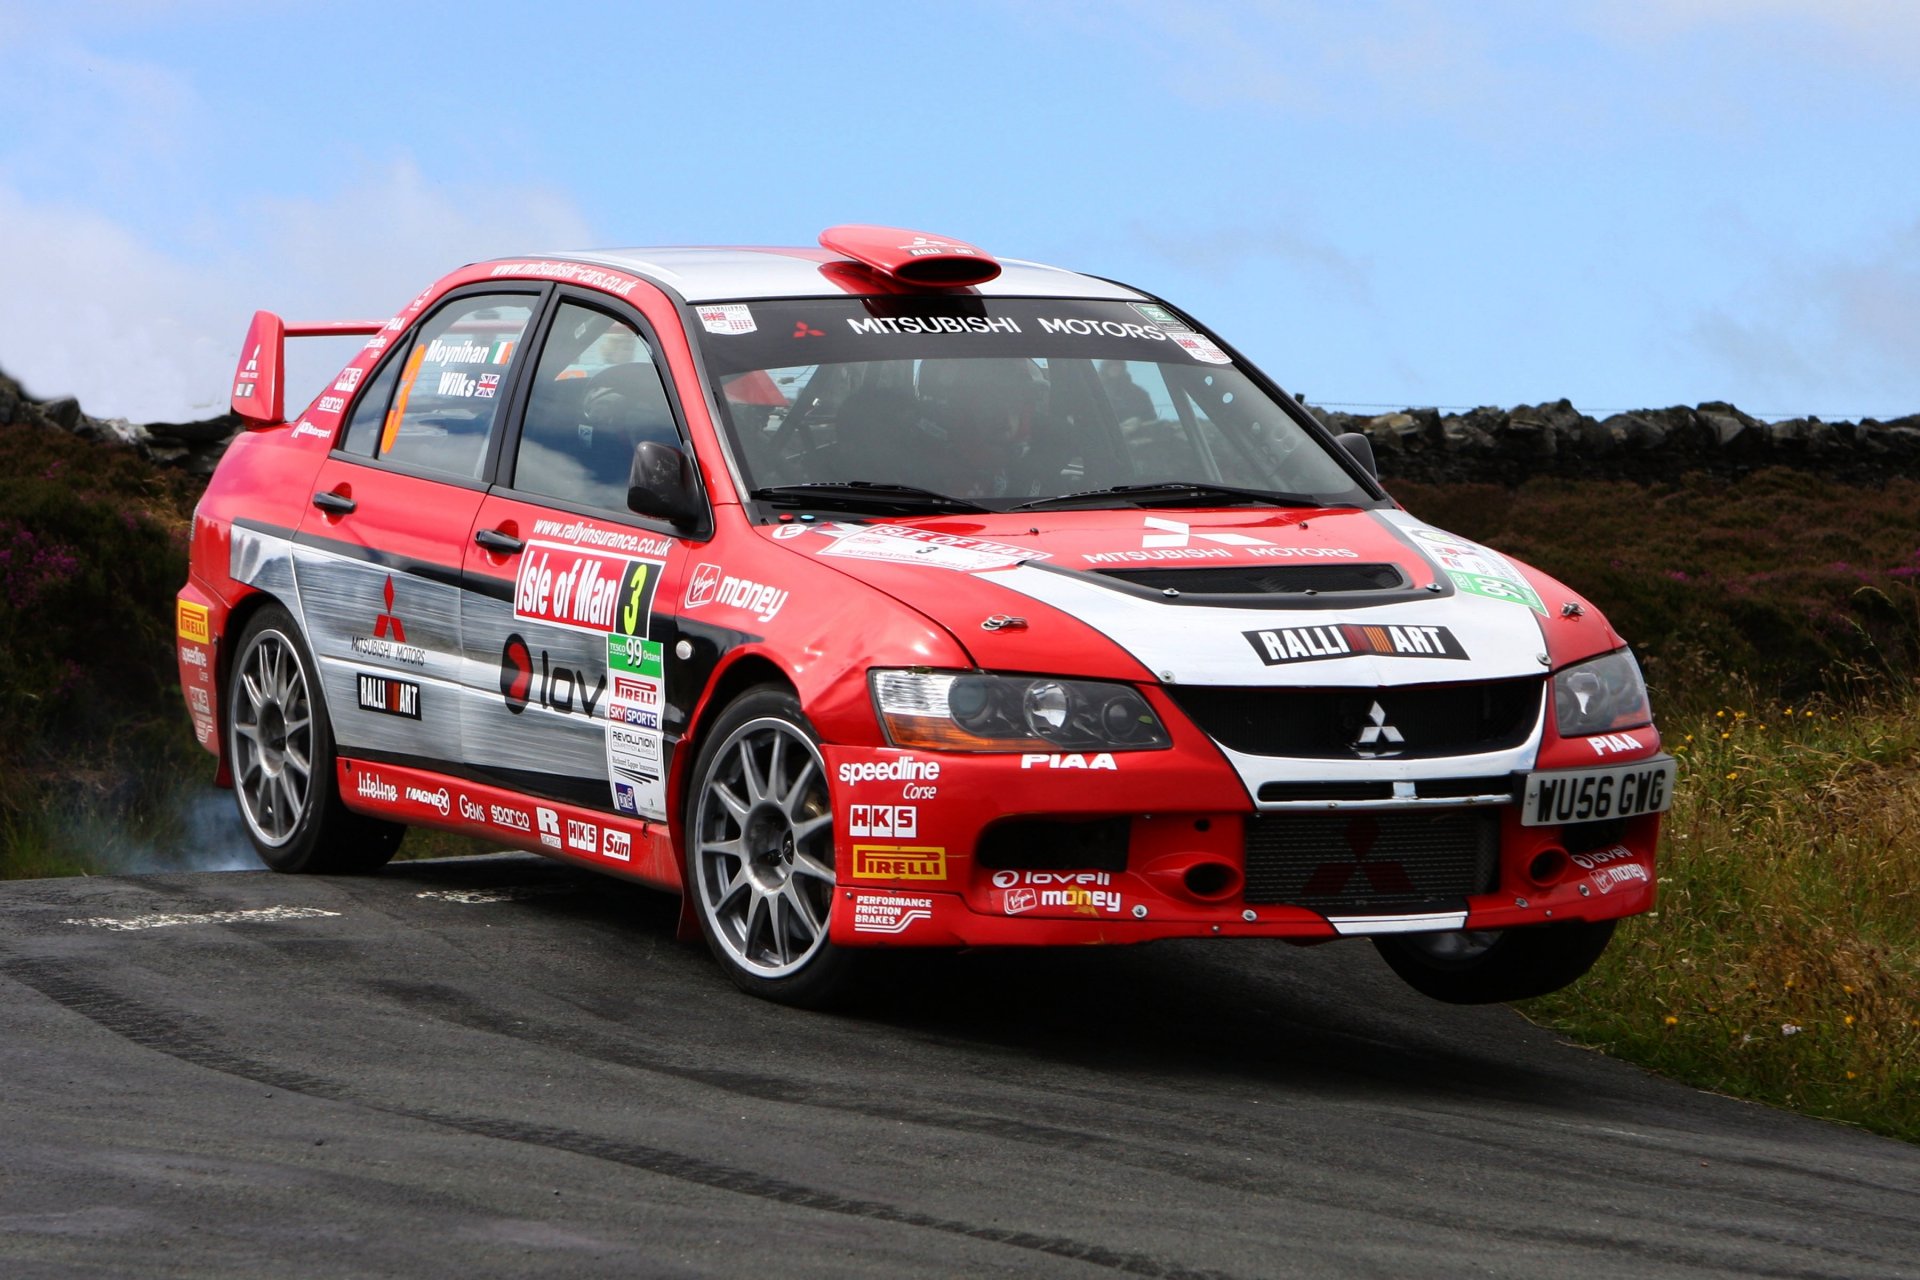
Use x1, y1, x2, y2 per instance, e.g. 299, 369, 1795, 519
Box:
2, 0, 1917, 424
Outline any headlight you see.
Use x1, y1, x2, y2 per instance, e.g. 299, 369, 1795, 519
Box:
1553, 649, 1652, 737
871, 670, 1171, 752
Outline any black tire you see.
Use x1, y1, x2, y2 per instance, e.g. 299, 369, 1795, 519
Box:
1373, 918, 1617, 1004
226, 604, 403, 874
683, 685, 860, 1006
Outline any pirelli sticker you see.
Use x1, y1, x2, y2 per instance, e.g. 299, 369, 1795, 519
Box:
850, 844, 947, 881
177, 600, 211, 644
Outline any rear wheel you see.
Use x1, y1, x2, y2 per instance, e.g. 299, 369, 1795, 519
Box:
1373, 919, 1616, 1004
227, 605, 403, 873
685, 686, 857, 1006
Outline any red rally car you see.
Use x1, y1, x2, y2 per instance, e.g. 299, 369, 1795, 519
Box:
176, 224, 1674, 1006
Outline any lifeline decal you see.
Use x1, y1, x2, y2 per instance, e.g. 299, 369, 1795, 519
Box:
1243, 622, 1468, 666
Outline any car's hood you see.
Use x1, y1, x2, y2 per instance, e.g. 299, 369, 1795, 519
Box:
758, 506, 1620, 685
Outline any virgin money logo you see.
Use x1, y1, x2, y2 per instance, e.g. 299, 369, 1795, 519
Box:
685, 562, 723, 609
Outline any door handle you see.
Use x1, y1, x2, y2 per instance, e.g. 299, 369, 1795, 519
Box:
311, 490, 356, 515
474, 528, 525, 554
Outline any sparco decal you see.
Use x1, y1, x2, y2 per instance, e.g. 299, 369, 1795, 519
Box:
500, 634, 606, 716
1243, 623, 1468, 666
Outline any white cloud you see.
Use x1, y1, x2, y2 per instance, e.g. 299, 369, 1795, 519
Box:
1687, 217, 1920, 416
0, 159, 596, 423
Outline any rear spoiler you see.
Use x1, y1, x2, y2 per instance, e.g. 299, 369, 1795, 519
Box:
231, 310, 387, 425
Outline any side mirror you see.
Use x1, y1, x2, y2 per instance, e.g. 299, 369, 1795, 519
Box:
1333, 431, 1377, 479
628, 440, 704, 530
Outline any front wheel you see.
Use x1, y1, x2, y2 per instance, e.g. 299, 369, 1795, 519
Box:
226, 604, 403, 874
1373, 918, 1617, 1004
684, 686, 859, 1006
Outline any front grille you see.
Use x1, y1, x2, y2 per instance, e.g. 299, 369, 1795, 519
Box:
1244, 811, 1499, 911
1256, 776, 1516, 804
1167, 679, 1543, 759
1094, 564, 1406, 595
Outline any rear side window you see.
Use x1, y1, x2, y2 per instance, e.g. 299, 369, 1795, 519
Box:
512, 301, 678, 512
378, 295, 535, 479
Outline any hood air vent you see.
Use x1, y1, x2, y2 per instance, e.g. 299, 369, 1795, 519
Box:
1094, 564, 1407, 595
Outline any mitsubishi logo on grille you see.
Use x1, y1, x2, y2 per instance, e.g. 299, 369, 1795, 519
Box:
1352, 701, 1405, 757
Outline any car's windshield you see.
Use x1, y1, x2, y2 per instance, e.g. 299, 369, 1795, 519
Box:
695, 297, 1374, 512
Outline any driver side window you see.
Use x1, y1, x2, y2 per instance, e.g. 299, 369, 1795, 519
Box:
379, 294, 534, 478
513, 302, 677, 512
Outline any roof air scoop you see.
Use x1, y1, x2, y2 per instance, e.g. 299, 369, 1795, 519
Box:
818, 224, 1002, 287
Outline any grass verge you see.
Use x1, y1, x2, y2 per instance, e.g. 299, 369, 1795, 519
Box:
1525, 685, 1920, 1142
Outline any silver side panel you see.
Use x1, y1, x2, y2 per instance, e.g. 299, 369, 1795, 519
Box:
458, 590, 616, 799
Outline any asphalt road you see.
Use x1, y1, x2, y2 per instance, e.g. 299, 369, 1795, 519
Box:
2, 854, 1915, 1279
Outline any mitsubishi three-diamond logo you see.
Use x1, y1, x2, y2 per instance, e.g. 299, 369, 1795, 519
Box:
1140, 516, 1266, 548
1352, 701, 1404, 757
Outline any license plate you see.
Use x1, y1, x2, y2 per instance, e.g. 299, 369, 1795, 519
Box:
1520, 757, 1676, 827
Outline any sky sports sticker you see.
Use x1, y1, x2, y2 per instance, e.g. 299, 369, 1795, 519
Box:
1244, 622, 1468, 666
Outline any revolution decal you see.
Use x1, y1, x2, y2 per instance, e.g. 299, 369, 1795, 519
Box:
1243, 623, 1468, 666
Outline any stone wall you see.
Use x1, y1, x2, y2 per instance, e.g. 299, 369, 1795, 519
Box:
1, 370, 239, 477
6, 363, 1918, 485
1312, 399, 1920, 485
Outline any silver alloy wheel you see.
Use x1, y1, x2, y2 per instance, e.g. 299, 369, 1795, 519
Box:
230, 627, 314, 848
692, 715, 836, 978
1402, 928, 1502, 963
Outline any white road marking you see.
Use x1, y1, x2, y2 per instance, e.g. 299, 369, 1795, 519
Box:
64, 905, 342, 932
414, 886, 575, 905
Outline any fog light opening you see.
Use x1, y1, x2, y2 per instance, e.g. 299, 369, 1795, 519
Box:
1183, 861, 1241, 901
1527, 848, 1571, 887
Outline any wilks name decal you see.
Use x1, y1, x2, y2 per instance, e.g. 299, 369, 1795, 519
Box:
1243, 622, 1468, 666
